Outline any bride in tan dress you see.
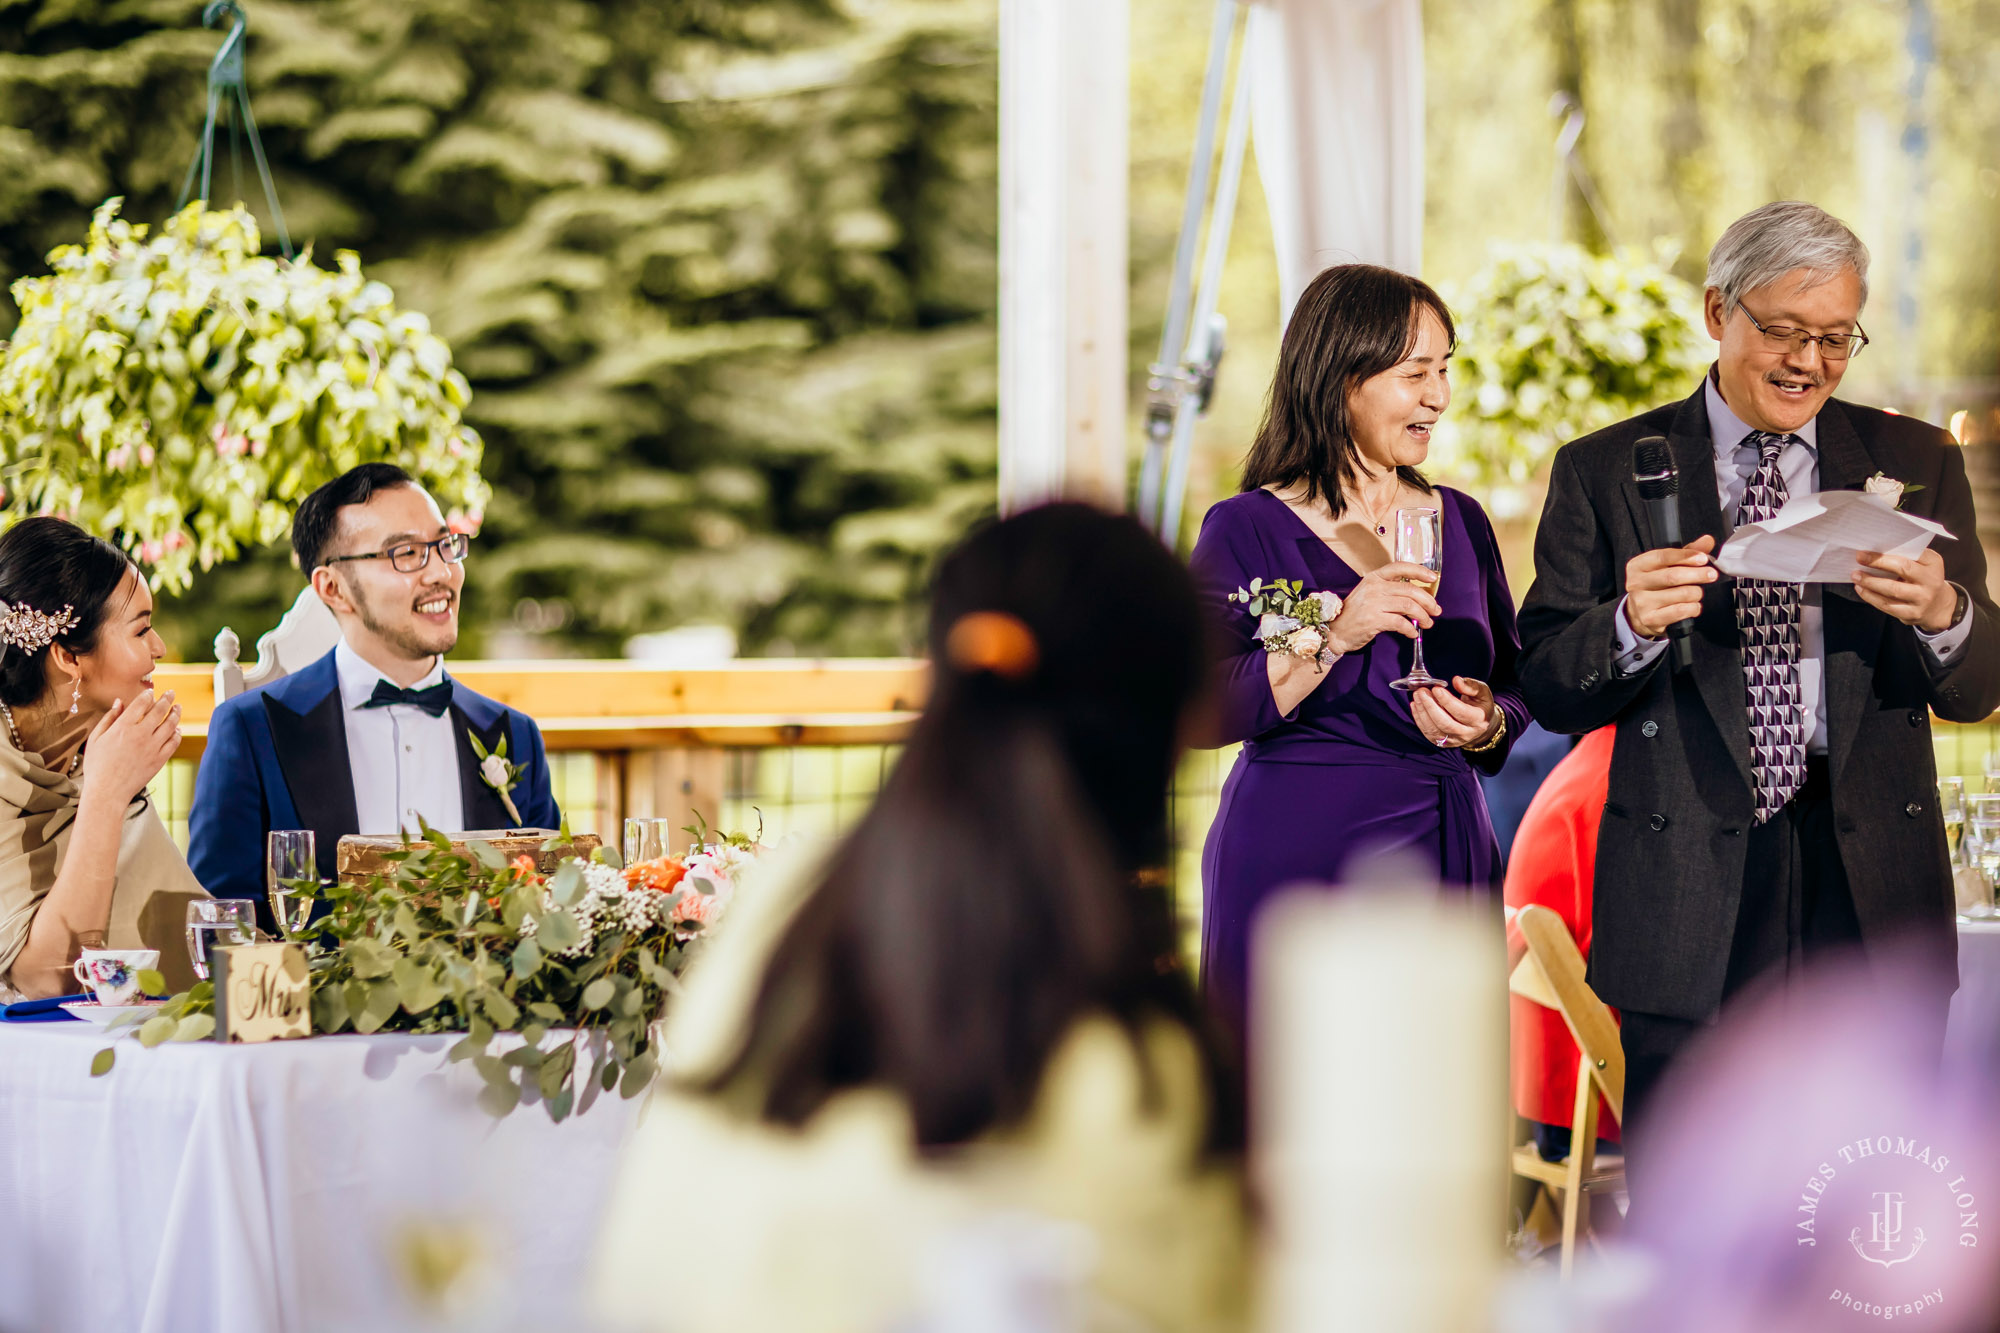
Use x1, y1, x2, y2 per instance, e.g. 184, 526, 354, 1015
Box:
0, 517, 207, 1001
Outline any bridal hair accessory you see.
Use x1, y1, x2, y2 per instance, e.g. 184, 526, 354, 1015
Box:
0, 600, 77, 655
945, 611, 1039, 681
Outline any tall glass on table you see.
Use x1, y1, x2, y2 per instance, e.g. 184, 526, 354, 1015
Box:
267, 829, 318, 939
1388, 506, 1445, 693
185, 899, 258, 981
1963, 793, 2000, 918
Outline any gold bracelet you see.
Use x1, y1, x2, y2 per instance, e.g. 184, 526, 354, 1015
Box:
1463, 709, 1507, 755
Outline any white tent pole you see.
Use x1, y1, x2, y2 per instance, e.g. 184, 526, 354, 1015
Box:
998, 0, 1130, 514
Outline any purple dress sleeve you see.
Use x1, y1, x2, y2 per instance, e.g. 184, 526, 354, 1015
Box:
1462, 495, 1530, 777
1188, 500, 1305, 746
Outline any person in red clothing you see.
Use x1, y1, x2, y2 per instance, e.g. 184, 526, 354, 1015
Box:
1504, 724, 1619, 1160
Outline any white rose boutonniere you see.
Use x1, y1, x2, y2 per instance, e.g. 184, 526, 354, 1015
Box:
468, 730, 525, 825
1863, 471, 1923, 509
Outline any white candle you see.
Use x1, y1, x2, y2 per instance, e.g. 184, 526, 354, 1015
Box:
1255, 886, 1508, 1333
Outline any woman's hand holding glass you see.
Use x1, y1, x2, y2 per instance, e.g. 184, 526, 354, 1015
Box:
1324, 563, 1440, 655
1411, 677, 1500, 749
79, 691, 181, 807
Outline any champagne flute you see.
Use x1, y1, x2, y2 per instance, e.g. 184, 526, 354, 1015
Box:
623, 817, 675, 866
1939, 777, 1966, 864
1388, 506, 1445, 693
185, 899, 258, 981
266, 829, 317, 940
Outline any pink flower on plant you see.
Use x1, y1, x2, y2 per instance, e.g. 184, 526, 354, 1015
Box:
106, 446, 132, 470
139, 445, 155, 466
137, 540, 163, 563
211, 423, 250, 458
164, 530, 189, 552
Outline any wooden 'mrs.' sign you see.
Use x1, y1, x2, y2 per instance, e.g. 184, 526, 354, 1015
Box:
213, 942, 311, 1043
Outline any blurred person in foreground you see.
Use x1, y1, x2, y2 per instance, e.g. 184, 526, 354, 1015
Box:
1495, 951, 2000, 1333
0, 518, 204, 1000
1503, 726, 1619, 1164
1192, 263, 1528, 1047
1517, 202, 2000, 1175
189, 464, 558, 922
592, 504, 1250, 1333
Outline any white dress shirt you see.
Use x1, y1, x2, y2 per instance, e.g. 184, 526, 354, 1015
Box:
335, 639, 465, 835
1612, 374, 1973, 754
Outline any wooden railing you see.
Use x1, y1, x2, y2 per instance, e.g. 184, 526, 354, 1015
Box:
148, 656, 1999, 933
154, 659, 930, 838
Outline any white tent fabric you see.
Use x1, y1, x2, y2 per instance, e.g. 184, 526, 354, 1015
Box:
1247, 0, 1426, 320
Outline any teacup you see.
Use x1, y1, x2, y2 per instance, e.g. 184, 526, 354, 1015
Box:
70, 949, 160, 1007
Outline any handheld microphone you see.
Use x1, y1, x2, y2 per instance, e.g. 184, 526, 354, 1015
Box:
1633, 435, 1697, 672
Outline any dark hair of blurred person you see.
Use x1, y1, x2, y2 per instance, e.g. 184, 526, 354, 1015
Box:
1240, 262, 1454, 516
706, 502, 1239, 1152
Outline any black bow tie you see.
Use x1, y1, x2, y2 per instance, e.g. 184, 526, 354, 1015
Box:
360, 679, 453, 717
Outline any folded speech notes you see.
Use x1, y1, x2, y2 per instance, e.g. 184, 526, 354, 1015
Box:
1715, 489, 1954, 584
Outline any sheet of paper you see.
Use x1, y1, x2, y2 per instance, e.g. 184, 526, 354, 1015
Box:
1715, 489, 1954, 584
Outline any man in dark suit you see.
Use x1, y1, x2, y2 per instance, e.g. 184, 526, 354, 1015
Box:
188, 465, 559, 915
1517, 202, 2000, 1164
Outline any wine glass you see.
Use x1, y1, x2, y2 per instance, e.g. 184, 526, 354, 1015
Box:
1939, 777, 1966, 865
266, 829, 318, 940
1388, 507, 1445, 693
623, 817, 675, 867
185, 899, 258, 982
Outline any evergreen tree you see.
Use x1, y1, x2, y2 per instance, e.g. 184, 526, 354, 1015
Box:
0, 0, 998, 658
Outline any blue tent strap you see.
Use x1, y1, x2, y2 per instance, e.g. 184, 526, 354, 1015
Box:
175, 0, 293, 259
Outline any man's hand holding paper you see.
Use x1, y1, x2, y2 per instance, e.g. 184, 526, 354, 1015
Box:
1718, 488, 1962, 632
1716, 488, 1951, 576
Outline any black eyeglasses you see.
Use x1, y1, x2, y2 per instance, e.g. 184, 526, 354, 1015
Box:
1737, 304, 1870, 361
322, 531, 470, 574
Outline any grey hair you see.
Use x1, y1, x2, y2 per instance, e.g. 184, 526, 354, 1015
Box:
1705, 201, 1870, 317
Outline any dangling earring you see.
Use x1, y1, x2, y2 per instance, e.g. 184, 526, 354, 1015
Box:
68, 676, 79, 717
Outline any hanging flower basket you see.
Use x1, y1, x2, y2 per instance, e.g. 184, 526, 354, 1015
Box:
0, 198, 489, 590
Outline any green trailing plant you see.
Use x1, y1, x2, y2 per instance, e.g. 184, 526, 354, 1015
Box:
0, 199, 489, 591
1439, 242, 1709, 503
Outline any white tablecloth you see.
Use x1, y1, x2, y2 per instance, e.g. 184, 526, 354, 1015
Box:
0, 1023, 644, 1333
1947, 919, 2000, 1068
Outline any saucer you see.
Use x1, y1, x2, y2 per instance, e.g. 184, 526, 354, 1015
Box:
63, 1001, 165, 1027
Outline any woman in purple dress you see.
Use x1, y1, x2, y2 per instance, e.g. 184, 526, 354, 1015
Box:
1192, 264, 1528, 1041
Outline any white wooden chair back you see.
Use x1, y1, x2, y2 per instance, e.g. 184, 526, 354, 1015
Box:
214, 585, 342, 702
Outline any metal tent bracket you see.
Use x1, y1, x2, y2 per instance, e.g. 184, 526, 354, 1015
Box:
175, 0, 293, 259
1135, 0, 1251, 543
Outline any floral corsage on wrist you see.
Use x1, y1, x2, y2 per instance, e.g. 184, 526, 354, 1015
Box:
1227, 578, 1342, 669
467, 729, 525, 825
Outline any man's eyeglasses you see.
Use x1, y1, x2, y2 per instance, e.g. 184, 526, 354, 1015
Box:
1738, 304, 1870, 361
322, 531, 471, 574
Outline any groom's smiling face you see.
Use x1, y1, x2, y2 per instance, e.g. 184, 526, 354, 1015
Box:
318, 483, 465, 666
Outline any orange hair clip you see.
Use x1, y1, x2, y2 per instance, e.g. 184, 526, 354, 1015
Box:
945, 611, 1040, 681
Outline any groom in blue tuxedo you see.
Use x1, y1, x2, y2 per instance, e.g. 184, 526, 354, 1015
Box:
188, 464, 559, 913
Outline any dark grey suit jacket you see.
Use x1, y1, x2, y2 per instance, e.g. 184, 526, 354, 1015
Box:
1518, 384, 2000, 1021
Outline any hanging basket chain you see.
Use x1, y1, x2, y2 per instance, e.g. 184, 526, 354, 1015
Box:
175, 0, 293, 259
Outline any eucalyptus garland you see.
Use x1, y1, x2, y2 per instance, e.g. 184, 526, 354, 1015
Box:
93, 827, 752, 1122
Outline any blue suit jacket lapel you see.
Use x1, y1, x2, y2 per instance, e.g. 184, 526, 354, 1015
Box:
260, 652, 356, 881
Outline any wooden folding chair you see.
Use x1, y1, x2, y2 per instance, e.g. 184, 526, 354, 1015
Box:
1508, 903, 1625, 1277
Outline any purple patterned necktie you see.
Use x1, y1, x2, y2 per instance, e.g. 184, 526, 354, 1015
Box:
1735, 431, 1807, 823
